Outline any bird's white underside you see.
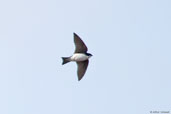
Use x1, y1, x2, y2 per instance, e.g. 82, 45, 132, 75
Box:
70, 53, 90, 62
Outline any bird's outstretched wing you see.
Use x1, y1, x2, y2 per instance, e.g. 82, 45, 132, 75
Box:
74, 33, 88, 53
76, 60, 89, 81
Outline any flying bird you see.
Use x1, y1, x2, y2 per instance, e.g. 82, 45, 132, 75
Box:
62, 33, 92, 81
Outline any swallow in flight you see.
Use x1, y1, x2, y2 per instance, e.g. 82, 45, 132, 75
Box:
62, 33, 92, 81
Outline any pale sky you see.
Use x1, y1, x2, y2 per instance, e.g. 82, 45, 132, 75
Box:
0, 0, 171, 114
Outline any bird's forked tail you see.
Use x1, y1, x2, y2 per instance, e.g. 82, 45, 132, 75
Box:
61, 57, 70, 65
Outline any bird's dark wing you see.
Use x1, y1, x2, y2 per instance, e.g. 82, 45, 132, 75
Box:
76, 60, 89, 81
74, 33, 88, 53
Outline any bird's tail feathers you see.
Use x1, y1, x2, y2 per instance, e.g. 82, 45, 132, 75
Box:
61, 57, 70, 65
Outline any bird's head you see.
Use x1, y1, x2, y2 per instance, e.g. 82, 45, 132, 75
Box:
85, 53, 93, 58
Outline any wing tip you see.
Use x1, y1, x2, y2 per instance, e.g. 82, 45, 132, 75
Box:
78, 76, 83, 81
73, 32, 79, 38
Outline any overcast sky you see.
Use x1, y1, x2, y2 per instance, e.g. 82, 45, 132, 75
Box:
0, 0, 171, 114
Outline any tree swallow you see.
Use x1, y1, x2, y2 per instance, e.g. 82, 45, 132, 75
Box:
62, 33, 92, 81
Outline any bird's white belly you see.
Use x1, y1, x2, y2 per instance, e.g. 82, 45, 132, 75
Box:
71, 53, 89, 61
